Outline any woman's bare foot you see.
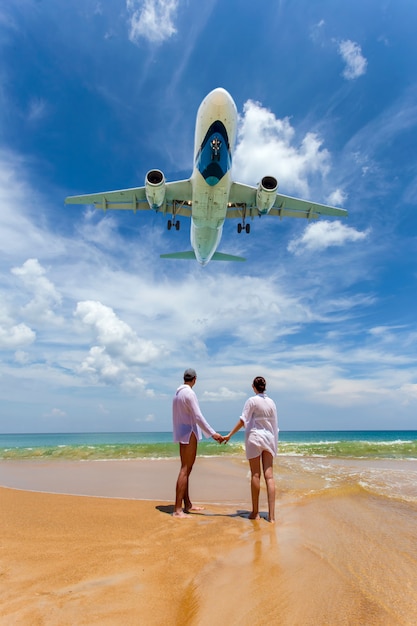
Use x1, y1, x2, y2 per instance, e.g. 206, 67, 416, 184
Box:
172, 510, 188, 518
248, 512, 260, 520
184, 505, 205, 513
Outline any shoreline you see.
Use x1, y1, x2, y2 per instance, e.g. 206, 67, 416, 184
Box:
1, 455, 416, 504
0, 456, 251, 504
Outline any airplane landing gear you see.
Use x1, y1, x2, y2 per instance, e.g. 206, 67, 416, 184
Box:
167, 219, 180, 231
237, 222, 250, 234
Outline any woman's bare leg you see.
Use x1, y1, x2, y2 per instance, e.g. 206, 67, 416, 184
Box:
248, 456, 261, 520
261, 451, 275, 523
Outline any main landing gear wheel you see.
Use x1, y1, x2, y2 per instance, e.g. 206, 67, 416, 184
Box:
167, 220, 180, 231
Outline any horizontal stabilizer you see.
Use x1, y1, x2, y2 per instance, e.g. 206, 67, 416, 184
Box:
211, 252, 246, 262
160, 251, 197, 260
160, 251, 246, 262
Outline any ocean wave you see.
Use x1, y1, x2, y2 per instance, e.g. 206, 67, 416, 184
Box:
1, 437, 416, 461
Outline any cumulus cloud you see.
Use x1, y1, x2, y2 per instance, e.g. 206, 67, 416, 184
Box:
233, 100, 330, 196
326, 188, 347, 207
0, 315, 35, 350
11, 258, 62, 324
287, 220, 369, 255
74, 300, 164, 390
127, 0, 179, 44
338, 39, 367, 80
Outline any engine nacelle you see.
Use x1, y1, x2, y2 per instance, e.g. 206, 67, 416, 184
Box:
145, 169, 166, 210
256, 176, 278, 214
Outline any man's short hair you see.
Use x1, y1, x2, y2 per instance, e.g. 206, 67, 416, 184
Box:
184, 368, 197, 382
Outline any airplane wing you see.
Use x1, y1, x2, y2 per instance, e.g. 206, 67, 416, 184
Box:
227, 182, 347, 219
65, 179, 193, 217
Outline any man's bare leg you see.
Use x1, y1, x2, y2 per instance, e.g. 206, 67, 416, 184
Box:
248, 456, 261, 520
262, 451, 276, 523
173, 433, 198, 517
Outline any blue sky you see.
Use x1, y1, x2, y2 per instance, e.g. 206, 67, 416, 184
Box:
1, 0, 416, 433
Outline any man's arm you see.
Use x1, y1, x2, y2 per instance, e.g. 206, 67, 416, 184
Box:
188, 391, 221, 439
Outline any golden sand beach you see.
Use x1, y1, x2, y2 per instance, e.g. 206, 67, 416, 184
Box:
1, 457, 417, 625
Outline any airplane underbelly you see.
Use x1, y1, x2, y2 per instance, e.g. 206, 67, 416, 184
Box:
191, 171, 229, 226
190, 171, 230, 264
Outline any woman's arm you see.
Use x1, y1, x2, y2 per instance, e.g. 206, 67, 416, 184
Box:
223, 418, 244, 442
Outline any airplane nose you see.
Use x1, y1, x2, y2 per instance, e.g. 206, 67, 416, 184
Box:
209, 87, 231, 106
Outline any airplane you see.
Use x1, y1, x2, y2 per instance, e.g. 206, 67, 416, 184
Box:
65, 87, 347, 266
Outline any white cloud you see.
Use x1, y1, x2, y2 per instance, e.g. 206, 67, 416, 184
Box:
233, 100, 330, 196
0, 152, 55, 258
74, 300, 164, 390
338, 39, 367, 80
202, 386, 246, 402
287, 220, 370, 255
127, 0, 179, 44
14, 350, 30, 364
0, 318, 35, 350
11, 258, 63, 325
326, 188, 347, 207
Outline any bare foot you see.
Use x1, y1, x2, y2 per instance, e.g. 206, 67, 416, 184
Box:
172, 510, 189, 518
248, 512, 260, 520
185, 505, 205, 512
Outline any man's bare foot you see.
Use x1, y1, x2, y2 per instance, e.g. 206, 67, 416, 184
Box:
268, 518, 275, 524
172, 510, 188, 518
185, 505, 205, 513
248, 512, 260, 520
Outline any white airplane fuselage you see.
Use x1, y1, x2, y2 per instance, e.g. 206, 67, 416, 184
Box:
189, 88, 238, 265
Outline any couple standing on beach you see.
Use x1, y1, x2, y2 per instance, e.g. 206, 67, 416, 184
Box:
173, 368, 278, 522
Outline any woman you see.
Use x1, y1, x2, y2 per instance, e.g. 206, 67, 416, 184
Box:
224, 376, 278, 522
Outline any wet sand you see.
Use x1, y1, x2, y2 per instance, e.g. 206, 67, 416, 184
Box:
1, 457, 417, 625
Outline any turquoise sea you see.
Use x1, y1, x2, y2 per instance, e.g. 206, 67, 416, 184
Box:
1, 430, 416, 461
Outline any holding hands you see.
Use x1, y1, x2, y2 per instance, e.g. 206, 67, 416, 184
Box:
213, 418, 244, 444
212, 432, 233, 444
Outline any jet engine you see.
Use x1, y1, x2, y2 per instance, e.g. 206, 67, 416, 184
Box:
145, 169, 166, 210
256, 176, 278, 214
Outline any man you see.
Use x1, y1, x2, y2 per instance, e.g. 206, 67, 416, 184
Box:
172, 368, 223, 517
